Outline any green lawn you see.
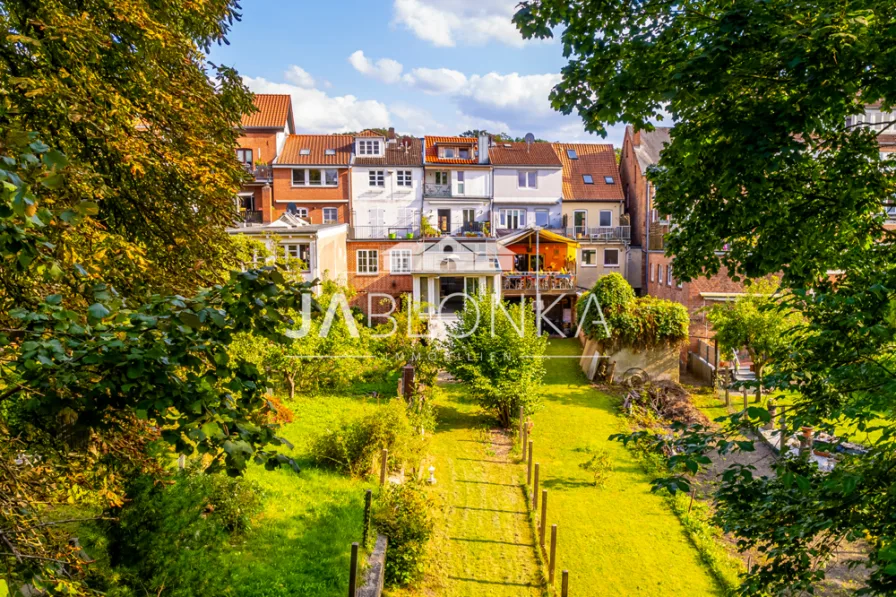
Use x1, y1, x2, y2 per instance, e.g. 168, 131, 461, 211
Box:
528, 340, 723, 596
392, 384, 543, 597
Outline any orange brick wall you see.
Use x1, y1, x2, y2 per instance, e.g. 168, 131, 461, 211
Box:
236, 130, 279, 165
619, 132, 648, 252
346, 241, 414, 316
267, 167, 350, 224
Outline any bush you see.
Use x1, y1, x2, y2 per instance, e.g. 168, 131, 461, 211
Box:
579, 448, 613, 487
104, 469, 263, 596
310, 400, 423, 477
372, 482, 434, 586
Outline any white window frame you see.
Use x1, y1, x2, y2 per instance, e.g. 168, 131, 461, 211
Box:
650, 263, 655, 282
356, 249, 379, 275
666, 265, 672, 286
598, 210, 613, 227
291, 206, 309, 219
518, 170, 538, 189
358, 140, 381, 156
500, 208, 525, 229
292, 168, 338, 188
369, 170, 385, 187
283, 243, 310, 271
396, 170, 412, 187
534, 208, 549, 227
657, 263, 663, 285
582, 249, 597, 267
236, 148, 253, 166
456, 171, 465, 195
434, 170, 449, 185
603, 248, 620, 268
322, 207, 338, 224
458, 147, 471, 159
390, 249, 411, 274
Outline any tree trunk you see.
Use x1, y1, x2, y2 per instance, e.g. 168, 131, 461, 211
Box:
286, 374, 296, 400
755, 363, 764, 403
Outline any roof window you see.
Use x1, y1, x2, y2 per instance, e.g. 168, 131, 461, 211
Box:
604, 176, 615, 184
567, 149, 578, 159
583, 174, 594, 184
325, 149, 336, 156
299, 148, 311, 155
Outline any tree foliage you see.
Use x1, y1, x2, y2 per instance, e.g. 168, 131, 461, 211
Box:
515, 0, 896, 592
444, 295, 547, 427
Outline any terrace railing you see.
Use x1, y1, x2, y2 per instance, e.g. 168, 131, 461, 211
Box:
350, 225, 422, 240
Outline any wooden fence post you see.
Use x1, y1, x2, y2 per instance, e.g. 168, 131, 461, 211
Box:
549, 524, 558, 584
742, 387, 748, 412
362, 489, 372, 546
779, 406, 788, 456
522, 424, 528, 462
539, 489, 548, 548
348, 542, 359, 597
533, 464, 540, 510
724, 384, 730, 408
379, 449, 388, 486
518, 406, 524, 452
527, 441, 534, 485
561, 570, 569, 596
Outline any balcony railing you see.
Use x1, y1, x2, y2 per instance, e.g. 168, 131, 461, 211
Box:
545, 226, 631, 242
232, 210, 264, 227
350, 225, 421, 240
439, 221, 489, 237
423, 183, 451, 197
243, 163, 273, 182
412, 251, 501, 273
502, 271, 576, 292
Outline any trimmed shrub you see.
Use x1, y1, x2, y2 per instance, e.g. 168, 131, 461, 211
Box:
372, 482, 434, 586
310, 400, 423, 477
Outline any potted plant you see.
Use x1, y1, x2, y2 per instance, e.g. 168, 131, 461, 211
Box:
421, 215, 440, 238
406, 232, 415, 239
388, 232, 397, 239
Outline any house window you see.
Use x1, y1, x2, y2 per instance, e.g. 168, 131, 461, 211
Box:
283, 244, 310, 269
650, 264, 655, 282
323, 207, 338, 224
582, 249, 596, 266
397, 170, 412, 186
599, 210, 612, 227
456, 171, 465, 195
287, 205, 308, 219
390, 250, 411, 274
567, 149, 578, 159
677, 275, 683, 289
308, 169, 322, 186
299, 148, 311, 155
293, 169, 337, 187
604, 176, 615, 184
369, 170, 385, 187
236, 148, 253, 166
359, 140, 380, 155
357, 249, 379, 274
325, 149, 336, 156
325, 169, 338, 186
292, 169, 305, 186
500, 209, 525, 229
657, 263, 663, 285
583, 174, 594, 184
459, 148, 470, 159
573, 210, 587, 235
434, 171, 449, 185
535, 209, 549, 227
666, 265, 672, 286
518, 170, 538, 189
604, 249, 620, 267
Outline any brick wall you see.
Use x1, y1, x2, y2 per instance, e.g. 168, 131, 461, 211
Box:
347, 241, 414, 316
236, 130, 279, 165
267, 167, 351, 224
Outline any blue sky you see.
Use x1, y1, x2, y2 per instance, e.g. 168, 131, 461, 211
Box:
208, 0, 627, 145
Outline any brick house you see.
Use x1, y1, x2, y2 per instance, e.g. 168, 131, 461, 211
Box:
270, 135, 353, 225
235, 94, 294, 226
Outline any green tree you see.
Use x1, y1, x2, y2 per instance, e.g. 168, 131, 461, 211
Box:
706, 278, 802, 392
515, 1, 896, 593
444, 294, 547, 427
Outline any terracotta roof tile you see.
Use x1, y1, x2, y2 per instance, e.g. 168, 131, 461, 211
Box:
241, 94, 292, 129
356, 130, 384, 137
424, 136, 482, 165
489, 142, 562, 167
553, 143, 624, 201
353, 137, 423, 167
277, 135, 352, 165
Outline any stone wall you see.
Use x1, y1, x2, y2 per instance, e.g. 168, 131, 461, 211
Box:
359, 535, 388, 597
579, 337, 680, 383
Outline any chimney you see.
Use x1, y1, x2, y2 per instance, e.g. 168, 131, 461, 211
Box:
261, 184, 274, 223
387, 127, 396, 143
632, 127, 641, 147
478, 132, 489, 164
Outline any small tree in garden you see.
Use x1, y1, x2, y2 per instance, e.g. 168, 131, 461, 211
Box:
444, 294, 547, 427
706, 278, 802, 392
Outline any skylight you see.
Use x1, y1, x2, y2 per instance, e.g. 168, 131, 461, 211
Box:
604, 176, 615, 184
583, 174, 593, 184
567, 149, 578, 159
299, 148, 311, 155
325, 149, 336, 156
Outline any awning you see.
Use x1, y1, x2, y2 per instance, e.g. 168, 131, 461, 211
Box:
498, 228, 579, 261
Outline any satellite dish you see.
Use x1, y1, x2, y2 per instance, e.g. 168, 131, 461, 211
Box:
524, 132, 535, 144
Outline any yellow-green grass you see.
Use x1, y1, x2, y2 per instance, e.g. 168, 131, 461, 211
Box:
530, 339, 723, 596
391, 384, 543, 597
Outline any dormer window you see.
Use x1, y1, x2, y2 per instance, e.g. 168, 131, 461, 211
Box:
358, 140, 381, 155
459, 148, 470, 159
444, 147, 455, 158
567, 149, 578, 159
299, 148, 311, 155
583, 174, 594, 184
325, 149, 336, 156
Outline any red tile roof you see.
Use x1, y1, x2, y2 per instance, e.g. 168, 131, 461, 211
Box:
241, 94, 292, 129
424, 136, 482, 165
353, 137, 423, 166
488, 142, 561, 167
553, 143, 624, 201
356, 130, 384, 137
277, 135, 352, 165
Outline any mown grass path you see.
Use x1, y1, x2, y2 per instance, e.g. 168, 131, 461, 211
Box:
394, 383, 543, 597
532, 339, 723, 596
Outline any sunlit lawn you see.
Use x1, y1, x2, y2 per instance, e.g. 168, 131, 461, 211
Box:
530, 340, 723, 596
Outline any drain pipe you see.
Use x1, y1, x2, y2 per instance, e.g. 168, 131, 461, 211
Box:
644, 181, 651, 294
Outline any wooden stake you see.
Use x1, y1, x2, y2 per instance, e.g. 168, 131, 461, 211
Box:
348, 542, 359, 597
362, 489, 372, 546
540, 489, 548, 548
549, 524, 558, 584
527, 441, 534, 485
518, 406, 524, 453
533, 464, 540, 510
561, 570, 569, 596
742, 387, 748, 411
379, 449, 388, 486
522, 424, 528, 462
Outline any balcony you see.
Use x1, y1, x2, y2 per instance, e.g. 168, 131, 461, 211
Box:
243, 163, 273, 182
351, 225, 421, 240
502, 271, 576, 294
232, 210, 264, 227
545, 226, 631, 243
412, 251, 500, 274
439, 221, 489, 238
423, 183, 451, 197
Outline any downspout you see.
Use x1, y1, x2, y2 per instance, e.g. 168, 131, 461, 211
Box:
644, 180, 651, 295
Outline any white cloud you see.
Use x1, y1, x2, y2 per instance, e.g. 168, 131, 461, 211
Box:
390, 102, 447, 136
401, 67, 468, 94
392, 0, 529, 47
348, 50, 404, 84
283, 65, 315, 89
243, 71, 390, 134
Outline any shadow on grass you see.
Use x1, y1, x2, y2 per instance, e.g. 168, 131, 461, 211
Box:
448, 576, 538, 587
450, 537, 535, 547
454, 506, 527, 515
542, 476, 596, 491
